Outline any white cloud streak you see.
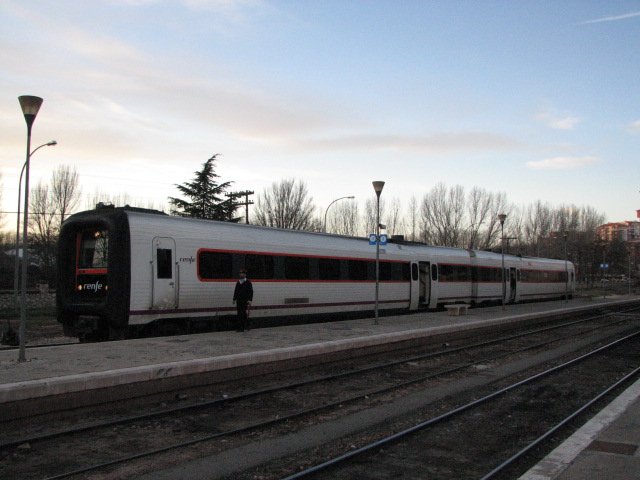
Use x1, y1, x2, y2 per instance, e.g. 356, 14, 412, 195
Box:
536, 112, 581, 130
580, 11, 640, 25
526, 156, 599, 170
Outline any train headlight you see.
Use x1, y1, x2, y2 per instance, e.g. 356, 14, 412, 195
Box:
77, 285, 83, 291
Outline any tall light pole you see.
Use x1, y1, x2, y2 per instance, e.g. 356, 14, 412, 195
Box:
373, 181, 385, 324
18, 95, 44, 362
563, 231, 569, 303
498, 213, 507, 310
13, 141, 57, 311
323, 196, 354, 232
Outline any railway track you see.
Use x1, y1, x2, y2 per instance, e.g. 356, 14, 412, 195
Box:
277, 332, 640, 480
1, 308, 639, 479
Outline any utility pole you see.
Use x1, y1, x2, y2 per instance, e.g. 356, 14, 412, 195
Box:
227, 191, 255, 224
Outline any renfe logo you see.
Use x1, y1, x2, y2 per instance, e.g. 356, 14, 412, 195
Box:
78, 281, 104, 292
85, 281, 103, 291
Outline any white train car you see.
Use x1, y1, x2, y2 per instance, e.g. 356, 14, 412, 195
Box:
56, 206, 575, 341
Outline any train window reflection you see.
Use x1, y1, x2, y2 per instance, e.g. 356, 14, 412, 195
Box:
78, 230, 108, 269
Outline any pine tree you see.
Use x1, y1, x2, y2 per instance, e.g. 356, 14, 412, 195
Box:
168, 155, 239, 221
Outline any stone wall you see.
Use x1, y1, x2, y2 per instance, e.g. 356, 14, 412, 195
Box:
0, 292, 56, 311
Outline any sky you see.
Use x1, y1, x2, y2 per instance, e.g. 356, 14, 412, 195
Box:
1, 0, 639, 232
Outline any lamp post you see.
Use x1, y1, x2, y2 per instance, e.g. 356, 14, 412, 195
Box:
498, 213, 507, 310
323, 196, 354, 232
372, 181, 385, 324
563, 231, 569, 303
13, 141, 57, 311
18, 95, 44, 362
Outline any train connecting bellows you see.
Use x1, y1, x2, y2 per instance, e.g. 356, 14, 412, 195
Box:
56, 205, 575, 341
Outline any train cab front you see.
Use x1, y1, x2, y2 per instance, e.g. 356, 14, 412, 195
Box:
57, 209, 130, 341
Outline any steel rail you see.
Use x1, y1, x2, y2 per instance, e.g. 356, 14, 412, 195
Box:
279, 330, 640, 480
479, 364, 640, 479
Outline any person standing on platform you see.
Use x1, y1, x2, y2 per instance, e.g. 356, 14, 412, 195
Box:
233, 268, 253, 331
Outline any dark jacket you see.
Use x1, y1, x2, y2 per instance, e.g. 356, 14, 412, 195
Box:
233, 279, 253, 306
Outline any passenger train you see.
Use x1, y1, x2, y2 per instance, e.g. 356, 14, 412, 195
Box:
56, 205, 575, 341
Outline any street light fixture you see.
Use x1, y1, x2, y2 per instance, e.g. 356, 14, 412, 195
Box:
13, 141, 57, 312
17, 95, 44, 362
373, 181, 385, 324
563, 231, 569, 303
323, 196, 354, 232
498, 213, 507, 310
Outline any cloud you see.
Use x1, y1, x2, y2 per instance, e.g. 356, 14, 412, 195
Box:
296, 131, 523, 154
628, 120, 640, 134
535, 112, 581, 130
526, 156, 599, 170
580, 11, 640, 25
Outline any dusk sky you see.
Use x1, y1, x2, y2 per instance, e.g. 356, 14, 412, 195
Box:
1, 1, 639, 231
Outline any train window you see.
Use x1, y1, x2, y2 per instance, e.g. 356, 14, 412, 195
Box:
431, 264, 438, 281
397, 263, 410, 281
439, 264, 470, 282
411, 263, 418, 281
348, 260, 368, 281
285, 256, 310, 280
199, 251, 233, 279
520, 269, 566, 283
78, 230, 108, 269
476, 266, 501, 282
245, 254, 275, 280
319, 258, 341, 280
379, 261, 392, 281
156, 249, 173, 279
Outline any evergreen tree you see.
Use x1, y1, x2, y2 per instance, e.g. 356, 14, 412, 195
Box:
168, 155, 239, 221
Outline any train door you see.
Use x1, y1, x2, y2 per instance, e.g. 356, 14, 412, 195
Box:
152, 237, 177, 309
507, 267, 517, 303
429, 263, 438, 308
410, 261, 431, 309
409, 262, 431, 310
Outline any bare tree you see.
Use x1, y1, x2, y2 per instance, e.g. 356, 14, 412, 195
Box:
327, 200, 359, 236
420, 183, 466, 247
363, 196, 386, 238
254, 178, 318, 230
522, 201, 555, 256
464, 187, 500, 250
386, 197, 404, 237
52, 165, 81, 223
406, 196, 418, 241
28, 181, 58, 283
